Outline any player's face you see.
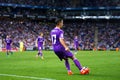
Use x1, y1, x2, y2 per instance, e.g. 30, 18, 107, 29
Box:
75, 36, 78, 38
7, 35, 10, 38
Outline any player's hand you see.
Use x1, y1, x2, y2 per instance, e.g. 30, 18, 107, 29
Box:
65, 47, 70, 51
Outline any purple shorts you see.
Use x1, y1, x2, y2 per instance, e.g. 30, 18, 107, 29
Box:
53, 46, 73, 61
74, 44, 79, 49
6, 46, 11, 50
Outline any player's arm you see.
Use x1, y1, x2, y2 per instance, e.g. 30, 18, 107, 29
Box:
35, 39, 38, 47
59, 33, 70, 51
4, 39, 6, 46
11, 42, 13, 47
43, 40, 45, 46
60, 38, 70, 51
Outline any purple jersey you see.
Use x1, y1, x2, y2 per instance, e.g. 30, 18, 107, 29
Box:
74, 37, 79, 47
37, 36, 44, 47
51, 27, 73, 61
5, 38, 12, 50
50, 27, 64, 48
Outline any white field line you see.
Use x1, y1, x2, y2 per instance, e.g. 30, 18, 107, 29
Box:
0, 73, 56, 80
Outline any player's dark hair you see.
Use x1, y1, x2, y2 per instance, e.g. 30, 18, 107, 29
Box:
55, 18, 63, 25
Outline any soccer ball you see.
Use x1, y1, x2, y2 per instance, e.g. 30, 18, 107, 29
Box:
80, 67, 90, 75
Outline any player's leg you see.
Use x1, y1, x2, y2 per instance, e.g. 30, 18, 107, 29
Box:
39, 50, 42, 56
54, 50, 73, 75
9, 47, 13, 55
64, 51, 82, 75
36, 47, 43, 59
6, 50, 9, 55
74, 45, 78, 54
74, 45, 77, 51
65, 51, 82, 71
71, 56, 82, 71
10, 50, 13, 55
6, 46, 9, 55
39, 50, 44, 59
70, 55, 89, 75
38, 50, 40, 56
66, 51, 89, 74
36, 50, 40, 58
64, 58, 73, 75
36, 46, 40, 57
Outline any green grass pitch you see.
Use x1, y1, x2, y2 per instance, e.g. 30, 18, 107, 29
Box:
0, 51, 120, 80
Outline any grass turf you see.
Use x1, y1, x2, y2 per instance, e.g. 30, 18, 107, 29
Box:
0, 51, 120, 80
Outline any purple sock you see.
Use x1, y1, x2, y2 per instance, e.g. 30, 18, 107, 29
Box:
73, 59, 82, 70
65, 60, 71, 71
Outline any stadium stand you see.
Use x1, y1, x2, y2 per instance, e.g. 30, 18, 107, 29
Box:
0, 20, 119, 50
0, 0, 119, 7
0, 0, 120, 51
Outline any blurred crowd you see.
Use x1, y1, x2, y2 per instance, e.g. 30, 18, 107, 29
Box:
98, 23, 120, 50
0, 0, 120, 51
0, 20, 36, 48
0, 20, 119, 50
0, 0, 120, 7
